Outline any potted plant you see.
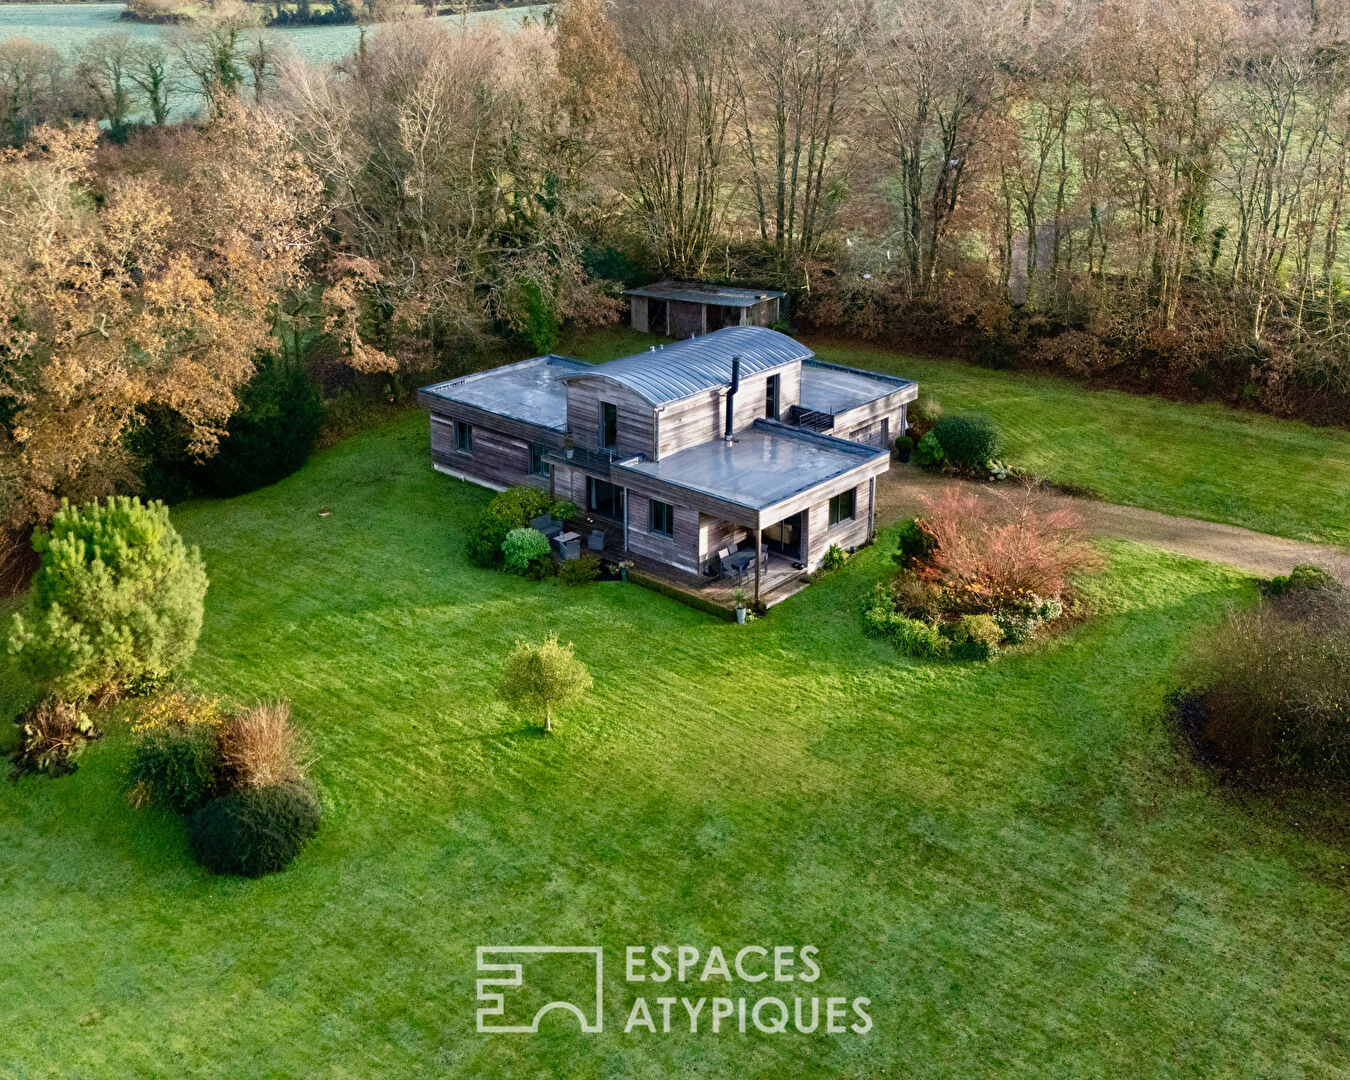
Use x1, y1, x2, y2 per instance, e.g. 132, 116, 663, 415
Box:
894, 435, 914, 463
564, 432, 575, 460
733, 587, 748, 625
618, 559, 633, 584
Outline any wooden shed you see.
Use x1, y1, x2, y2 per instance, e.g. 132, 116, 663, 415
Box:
625, 281, 786, 339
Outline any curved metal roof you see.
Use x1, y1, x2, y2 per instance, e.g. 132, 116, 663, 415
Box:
567, 326, 812, 405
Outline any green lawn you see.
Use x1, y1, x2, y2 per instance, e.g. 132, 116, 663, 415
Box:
3, 414, 1350, 1078
816, 337, 1350, 546
564, 327, 1350, 547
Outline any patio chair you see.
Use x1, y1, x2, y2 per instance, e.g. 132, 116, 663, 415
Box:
530, 514, 562, 539
716, 547, 731, 579
587, 528, 606, 552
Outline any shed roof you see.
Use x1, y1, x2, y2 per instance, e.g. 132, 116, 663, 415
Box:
624, 280, 786, 306
419, 354, 588, 431
613, 419, 886, 514
566, 325, 811, 405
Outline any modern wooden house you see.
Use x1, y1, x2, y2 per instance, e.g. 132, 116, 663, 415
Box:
625, 282, 786, 339
418, 327, 916, 605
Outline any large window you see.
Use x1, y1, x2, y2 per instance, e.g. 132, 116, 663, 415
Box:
649, 499, 674, 537
765, 374, 780, 420
829, 488, 856, 526
601, 401, 618, 451
454, 419, 473, 454
586, 477, 624, 520
529, 444, 549, 477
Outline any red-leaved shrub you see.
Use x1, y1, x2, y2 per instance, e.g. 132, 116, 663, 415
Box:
916, 484, 1100, 602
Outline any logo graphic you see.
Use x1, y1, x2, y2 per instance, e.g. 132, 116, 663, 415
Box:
476, 946, 605, 1034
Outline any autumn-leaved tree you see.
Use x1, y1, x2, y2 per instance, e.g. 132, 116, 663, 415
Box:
0, 110, 320, 551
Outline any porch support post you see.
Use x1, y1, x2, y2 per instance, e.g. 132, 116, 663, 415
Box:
754, 526, 762, 606
868, 476, 877, 543
622, 487, 629, 553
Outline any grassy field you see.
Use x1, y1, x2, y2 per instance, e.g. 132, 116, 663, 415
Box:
3, 413, 1350, 1078
563, 327, 1350, 547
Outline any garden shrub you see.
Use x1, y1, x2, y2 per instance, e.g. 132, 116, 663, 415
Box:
558, 554, 602, 586
187, 780, 322, 877
466, 487, 573, 569
949, 614, 1004, 661
502, 528, 554, 578
8, 497, 208, 700
820, 544, 848, 572
918, 485, 1098, 600
892, 573, 944, 623
931, 414, 999, 467
890, 616, 950, 659
993, 594, 1064, 645
125, 723, 220, 813
218, 701, 306, 790
1265, 564, 1340, 597
8, 699, 101, 779
894, 518, 937, 567
1172, 589, 1350, 779
894, 435, 914, 462
912, 431, 946, 470
912, 395, 943, 424
129, 689, 224, 734
861, 585, 950, 659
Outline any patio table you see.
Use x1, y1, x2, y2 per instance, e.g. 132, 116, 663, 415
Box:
725, 549, 756, 581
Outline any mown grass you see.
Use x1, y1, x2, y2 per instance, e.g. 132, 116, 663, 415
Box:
816, 337, 1350, 547
562, 326, 1350, 547
2, 414, 1349, 1078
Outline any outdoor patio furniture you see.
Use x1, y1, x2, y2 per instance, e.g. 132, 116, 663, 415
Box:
587, 529, 606, 552
715, 547, 732, 579
530, 514, 563, 539
554, 531, 581, 560
725, 549, 756, 583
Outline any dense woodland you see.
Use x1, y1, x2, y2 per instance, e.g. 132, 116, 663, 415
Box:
2, 0, 1350, 577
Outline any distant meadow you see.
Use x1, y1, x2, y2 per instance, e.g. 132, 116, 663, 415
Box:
0, 2, 545, 118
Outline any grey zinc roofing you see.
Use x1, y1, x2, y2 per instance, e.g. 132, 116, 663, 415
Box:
567, 325, 812, 405
625, 280, 787, 306
419, 354, 589, 431
614, 419, 886, 513
798, 359, 917, 416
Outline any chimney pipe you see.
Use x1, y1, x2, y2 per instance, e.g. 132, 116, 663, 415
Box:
724, 355, 741, 440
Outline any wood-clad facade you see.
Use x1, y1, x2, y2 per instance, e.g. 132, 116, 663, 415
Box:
419, 328, 915, 603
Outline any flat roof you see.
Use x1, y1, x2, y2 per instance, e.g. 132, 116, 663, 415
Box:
420, 354, 588, 431
624, 280, 786, 307
798, 360, 917, 416
614, 419, 886, 512
569, 325, 811, 405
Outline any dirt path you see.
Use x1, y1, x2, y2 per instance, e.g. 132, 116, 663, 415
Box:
875, 466, 1350, 585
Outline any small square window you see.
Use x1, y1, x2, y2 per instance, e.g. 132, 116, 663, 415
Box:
829, 488, 856, 526
649, 499, 674, 537
454, 419, 473, 454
